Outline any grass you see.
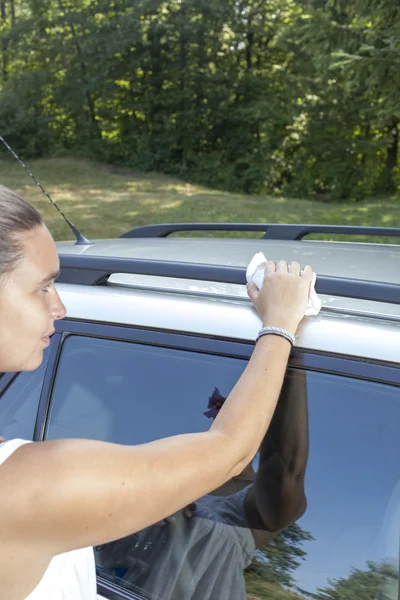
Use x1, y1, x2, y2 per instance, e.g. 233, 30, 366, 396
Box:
0, 157, 399, 243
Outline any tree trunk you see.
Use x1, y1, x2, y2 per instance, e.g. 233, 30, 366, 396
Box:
386, 118, 399, 190
386, 119, 399, 171
1, 0, 7, 81
10, 0, 15, 26
246, 31, 254, 72
57, 0, 101, 141
179, 15, 188, 168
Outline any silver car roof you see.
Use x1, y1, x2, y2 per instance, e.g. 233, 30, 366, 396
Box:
56, 237, 400, 319
56, 237, 400, 282
55, 236, 400, 364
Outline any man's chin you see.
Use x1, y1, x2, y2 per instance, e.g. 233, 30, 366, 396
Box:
20, 350, 44, 372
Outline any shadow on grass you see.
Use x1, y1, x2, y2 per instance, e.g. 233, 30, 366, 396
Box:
1, 157, 399, 243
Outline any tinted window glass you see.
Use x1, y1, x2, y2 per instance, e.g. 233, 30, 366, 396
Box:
46, 336, 399, 600
294, 372, 399, 600
0, 346, 50, 441
46, 336, 248, 444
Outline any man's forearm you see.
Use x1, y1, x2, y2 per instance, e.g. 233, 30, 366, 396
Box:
211, 334, 292, 474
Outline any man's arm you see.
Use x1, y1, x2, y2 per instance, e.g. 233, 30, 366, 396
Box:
245, 369, 309, 546
0, 335, 293, 556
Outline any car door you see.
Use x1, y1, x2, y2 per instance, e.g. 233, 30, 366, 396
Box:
35, 319, 399, 600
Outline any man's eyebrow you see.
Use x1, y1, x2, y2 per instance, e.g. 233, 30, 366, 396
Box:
39, 269, 61, 285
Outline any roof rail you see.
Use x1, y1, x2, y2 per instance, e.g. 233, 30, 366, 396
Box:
120, 223, 400, 241
58, 254, 400, 305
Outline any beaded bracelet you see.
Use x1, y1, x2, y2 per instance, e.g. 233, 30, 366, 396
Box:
256, 326, 296, 347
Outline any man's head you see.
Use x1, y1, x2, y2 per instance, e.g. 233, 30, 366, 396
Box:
0, 185, 66, 372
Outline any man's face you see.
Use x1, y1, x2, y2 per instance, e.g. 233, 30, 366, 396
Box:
0, 225, 66, 372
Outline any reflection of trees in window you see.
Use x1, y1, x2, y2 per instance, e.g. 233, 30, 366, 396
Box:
300, 560, 399, 600
245, 523, 314, 599
245, 524, 399, 600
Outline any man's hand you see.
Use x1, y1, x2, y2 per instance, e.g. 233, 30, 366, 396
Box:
247, 260, 313, 334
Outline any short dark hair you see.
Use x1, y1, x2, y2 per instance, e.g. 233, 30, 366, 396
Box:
0, 184, 43, 278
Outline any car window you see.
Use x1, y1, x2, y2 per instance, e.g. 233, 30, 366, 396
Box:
45, 335, 248, 443
0, 346, 50, 441
294, 372, 399, 600
45, 335, 399, 600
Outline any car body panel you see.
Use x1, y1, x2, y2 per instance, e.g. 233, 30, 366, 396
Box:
56, 283, 400, 365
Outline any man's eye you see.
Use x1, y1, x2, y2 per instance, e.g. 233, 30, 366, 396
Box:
41, 283, 53, 293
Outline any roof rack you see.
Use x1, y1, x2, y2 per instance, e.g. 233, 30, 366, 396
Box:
120, 223, 400, 241
58, 254, 400, 305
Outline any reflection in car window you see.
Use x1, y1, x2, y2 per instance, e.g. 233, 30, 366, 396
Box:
0, 346, 50, 441
46, 336, 399, 600
294, 372, 400, 600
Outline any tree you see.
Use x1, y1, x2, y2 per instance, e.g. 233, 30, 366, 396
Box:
286, 0, 400, 196
0, 0, 398, 199
302, 560, 399, 600
245, 523, 314, 588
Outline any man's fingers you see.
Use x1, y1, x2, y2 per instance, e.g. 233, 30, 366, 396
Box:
289, 261, 301, 276
276, 260, 288, 273
265, 260, 276, 274
302, 265, 313, 280
246, 282, 259, 301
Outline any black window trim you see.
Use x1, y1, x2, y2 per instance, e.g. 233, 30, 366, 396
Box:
33, 331, 64, 441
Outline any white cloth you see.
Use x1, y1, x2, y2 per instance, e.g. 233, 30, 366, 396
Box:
246, 252, 322, 316
0, 439, 97, 600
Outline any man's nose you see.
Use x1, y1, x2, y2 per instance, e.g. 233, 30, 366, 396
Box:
50, 288, 67, 320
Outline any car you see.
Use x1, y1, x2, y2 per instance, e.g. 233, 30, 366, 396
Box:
1, 222, 399, 600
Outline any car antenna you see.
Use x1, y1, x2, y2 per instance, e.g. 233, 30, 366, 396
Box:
0, 134, 93, 246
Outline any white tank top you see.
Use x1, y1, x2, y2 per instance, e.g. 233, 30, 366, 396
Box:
0, 439, 97, 600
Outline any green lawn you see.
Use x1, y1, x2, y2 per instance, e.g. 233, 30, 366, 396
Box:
1, 157, 399, 243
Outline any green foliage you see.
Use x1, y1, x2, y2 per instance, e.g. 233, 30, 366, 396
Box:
0, 71, 54, 156
304, 560, 399, 600
0, 0, 399, 199
246, 524, 314, 589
